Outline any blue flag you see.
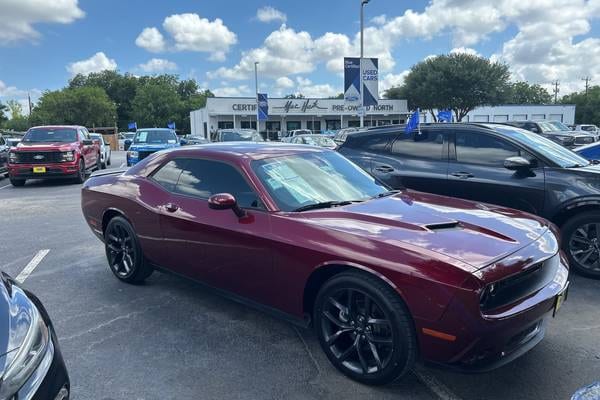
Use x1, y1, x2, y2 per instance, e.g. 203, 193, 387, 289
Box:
405, 109, 420, 134
167, 122, 176, 130
437, 109, 452, 123
128, 122, 137, 130
257, 93, 268, 121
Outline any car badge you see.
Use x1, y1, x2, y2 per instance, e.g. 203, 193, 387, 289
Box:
33, 154, 45, 160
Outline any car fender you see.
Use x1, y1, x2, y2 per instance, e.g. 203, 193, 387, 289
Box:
548, 195, 600, 223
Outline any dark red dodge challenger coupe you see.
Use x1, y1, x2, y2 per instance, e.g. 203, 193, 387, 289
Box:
81, 143, 569, 385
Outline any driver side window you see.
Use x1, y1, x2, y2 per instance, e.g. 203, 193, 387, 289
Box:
455, 131, 532, 166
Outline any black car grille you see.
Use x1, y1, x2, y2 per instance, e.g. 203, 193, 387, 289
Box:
575, 136, 594, 145
480, 254, 559, 312
14, 151, 64, 164
138, 151, 154, 161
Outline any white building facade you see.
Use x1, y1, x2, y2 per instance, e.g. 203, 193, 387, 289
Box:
190, 98, 576, 138
190, 97, 408, 138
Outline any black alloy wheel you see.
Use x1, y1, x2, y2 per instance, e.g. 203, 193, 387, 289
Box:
314, 272, 416, 385
563, 211, 600, 279
104, 216, 153, 283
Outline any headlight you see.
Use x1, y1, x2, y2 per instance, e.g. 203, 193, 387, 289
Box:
0, 292, 49, 399
128, 151, 139, 158
8, 152, 17, 163
61, 151, 75, 162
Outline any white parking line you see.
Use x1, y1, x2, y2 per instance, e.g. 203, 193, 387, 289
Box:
413, 366, 463, 400
16, 249, 50, 283
0, 184, 11, 190
119, 163, 125, 168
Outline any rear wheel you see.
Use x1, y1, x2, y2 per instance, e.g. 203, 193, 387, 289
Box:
107, 154, 111, 166
313, 271, 416, 385
562, 211, 600, 279
104, 216, 153, 283
9, 177, 25, 187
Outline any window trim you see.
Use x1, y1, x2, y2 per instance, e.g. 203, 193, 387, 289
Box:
149, 156, 268, 212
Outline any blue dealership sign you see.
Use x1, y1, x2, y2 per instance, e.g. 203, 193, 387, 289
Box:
344, 57, 379, 107
258, 93, 268, 121
344, 58, 361, 105
128, 121, 137, 130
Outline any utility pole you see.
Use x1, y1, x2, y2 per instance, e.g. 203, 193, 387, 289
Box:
582, 76, 591, 97
552, 80, 560, 103
359, 0, 370, 128
254, 61, 259, 132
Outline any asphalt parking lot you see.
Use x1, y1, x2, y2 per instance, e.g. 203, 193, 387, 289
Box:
0, 151, 598, 400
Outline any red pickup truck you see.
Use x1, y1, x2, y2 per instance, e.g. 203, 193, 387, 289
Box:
8, 125, 102, 187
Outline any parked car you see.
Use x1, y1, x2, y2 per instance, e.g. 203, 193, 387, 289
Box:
548, 120, 600, 142
574, 124, 600, 135
503, 120, 595, 148
216, 129, 264, 143
281, 129, 313, 143
5, 137, 22, 148
333, 127, 360, 145
182, 136, 210, 145
0, 134, 9, 177
82, 143, 568, 385
0, 271, 70, 399
8, 125, 101, 186
90, 133, 111, 169
338, 122, 600, 278
118, 132, 136, 151
289, 134, 337, 149
573, 141, 600, 162
126, 128, 180, 167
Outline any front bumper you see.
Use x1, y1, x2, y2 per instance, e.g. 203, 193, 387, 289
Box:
9, 161, 79, 180
416, 253, 569, 372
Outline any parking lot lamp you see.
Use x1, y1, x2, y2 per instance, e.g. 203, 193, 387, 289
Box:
360, 0, 371, 128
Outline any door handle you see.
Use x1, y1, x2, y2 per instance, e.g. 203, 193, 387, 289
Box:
451, 172, 474, 179
164, 203, 179, 213
374, 165, 395, 173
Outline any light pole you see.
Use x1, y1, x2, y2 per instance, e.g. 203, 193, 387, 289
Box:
360, 0, 370, 128
254, 62, 259, 132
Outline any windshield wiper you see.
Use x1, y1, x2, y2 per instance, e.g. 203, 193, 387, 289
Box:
293, 200, 359, 212
372, 190, 403, 199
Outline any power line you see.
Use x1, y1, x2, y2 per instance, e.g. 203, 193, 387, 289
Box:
552, 80, 560, 103
582, 76, 592, 97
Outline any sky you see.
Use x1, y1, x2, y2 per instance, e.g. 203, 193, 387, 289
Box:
1, 0, 599, 113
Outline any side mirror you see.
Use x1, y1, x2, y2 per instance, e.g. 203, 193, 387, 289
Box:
180, 139, 188, 146
82, 139, 94, 145
504, 156, 532, 170
208, 193, 246, 218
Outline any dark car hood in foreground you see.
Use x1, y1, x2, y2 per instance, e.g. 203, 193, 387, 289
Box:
299, 191, 550, 270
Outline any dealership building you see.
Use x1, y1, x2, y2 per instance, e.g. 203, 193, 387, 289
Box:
190, 97, 576, 138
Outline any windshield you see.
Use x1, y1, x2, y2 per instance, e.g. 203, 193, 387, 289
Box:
90, 134, 104, 144
22, 128, 77, 143
252, 151, 388, 211
133, 130, 177, 144
548, 121, 571, 131
537, 121, 560, 132
581, 125, 597, 132
494, 126, 590, 168
221, 130, 263, 142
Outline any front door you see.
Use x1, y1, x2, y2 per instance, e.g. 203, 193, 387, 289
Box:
156, 157, 274, 303
447, 130, 546, 214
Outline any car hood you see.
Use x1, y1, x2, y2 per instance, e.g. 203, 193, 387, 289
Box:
297, 191, 550, 270
15, 142, 76, 151
129, 143, 180, 151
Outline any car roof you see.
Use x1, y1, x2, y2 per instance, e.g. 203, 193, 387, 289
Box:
31, 125, 84, 129
136, 128, 174, 131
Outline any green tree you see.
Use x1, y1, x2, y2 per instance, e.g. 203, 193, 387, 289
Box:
504, 82, 552, 104
30, 87, 116, 127
284, 94, 305, 99
4, 116, 29, 131
131, 81, 182, 128
388, 53, 510, 121
328, 93, 344, 99
68, 70, 137, 129
6, 100, 24, 119
561, 86, 600, 126
0, 101, 8, 125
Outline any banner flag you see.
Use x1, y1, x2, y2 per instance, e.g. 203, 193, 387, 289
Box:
257, 93, 268, 121
437, 110, 453, 123
405, 109, 420, 134
362, 58, 379, 107
344, 58, 361, 105
128, 122, 137, 130
167, 122, 176, 130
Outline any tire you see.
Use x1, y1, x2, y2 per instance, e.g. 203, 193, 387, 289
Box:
101, 158, 107, 169
9, 177, 25, 187
562, 211, 600, 279
313, 271, 416, 385
74, 159, 86, 184
96, 154, 102, 171
107, 155, 111, 166
104, 216, 153, 284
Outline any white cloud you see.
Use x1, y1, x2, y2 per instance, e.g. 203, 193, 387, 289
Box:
371, 14, 388, 25
67, 52, 117, 76
135, 27, 166, 53
297, 83, 339, 98
256, 6, 287, 23
0, 80, 27, 98
0, 80, 41, 116
380, 71, 410, 92
138, 58, 177, 73
450, 47, 480, 56
276, 76, 294, 89
213, 85, 251, 97
0, 0, 84, 43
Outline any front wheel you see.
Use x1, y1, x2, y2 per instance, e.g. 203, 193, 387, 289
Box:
104, 216, 153, 283
562, 211, 600, 279
74, 159, 86, 184
313, 271, 417, 385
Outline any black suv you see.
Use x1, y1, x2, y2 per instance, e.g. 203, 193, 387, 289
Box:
338, 123, 600, 278
504, 120, 596, 148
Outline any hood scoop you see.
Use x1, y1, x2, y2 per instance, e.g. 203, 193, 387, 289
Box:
424, 221, 461, 231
